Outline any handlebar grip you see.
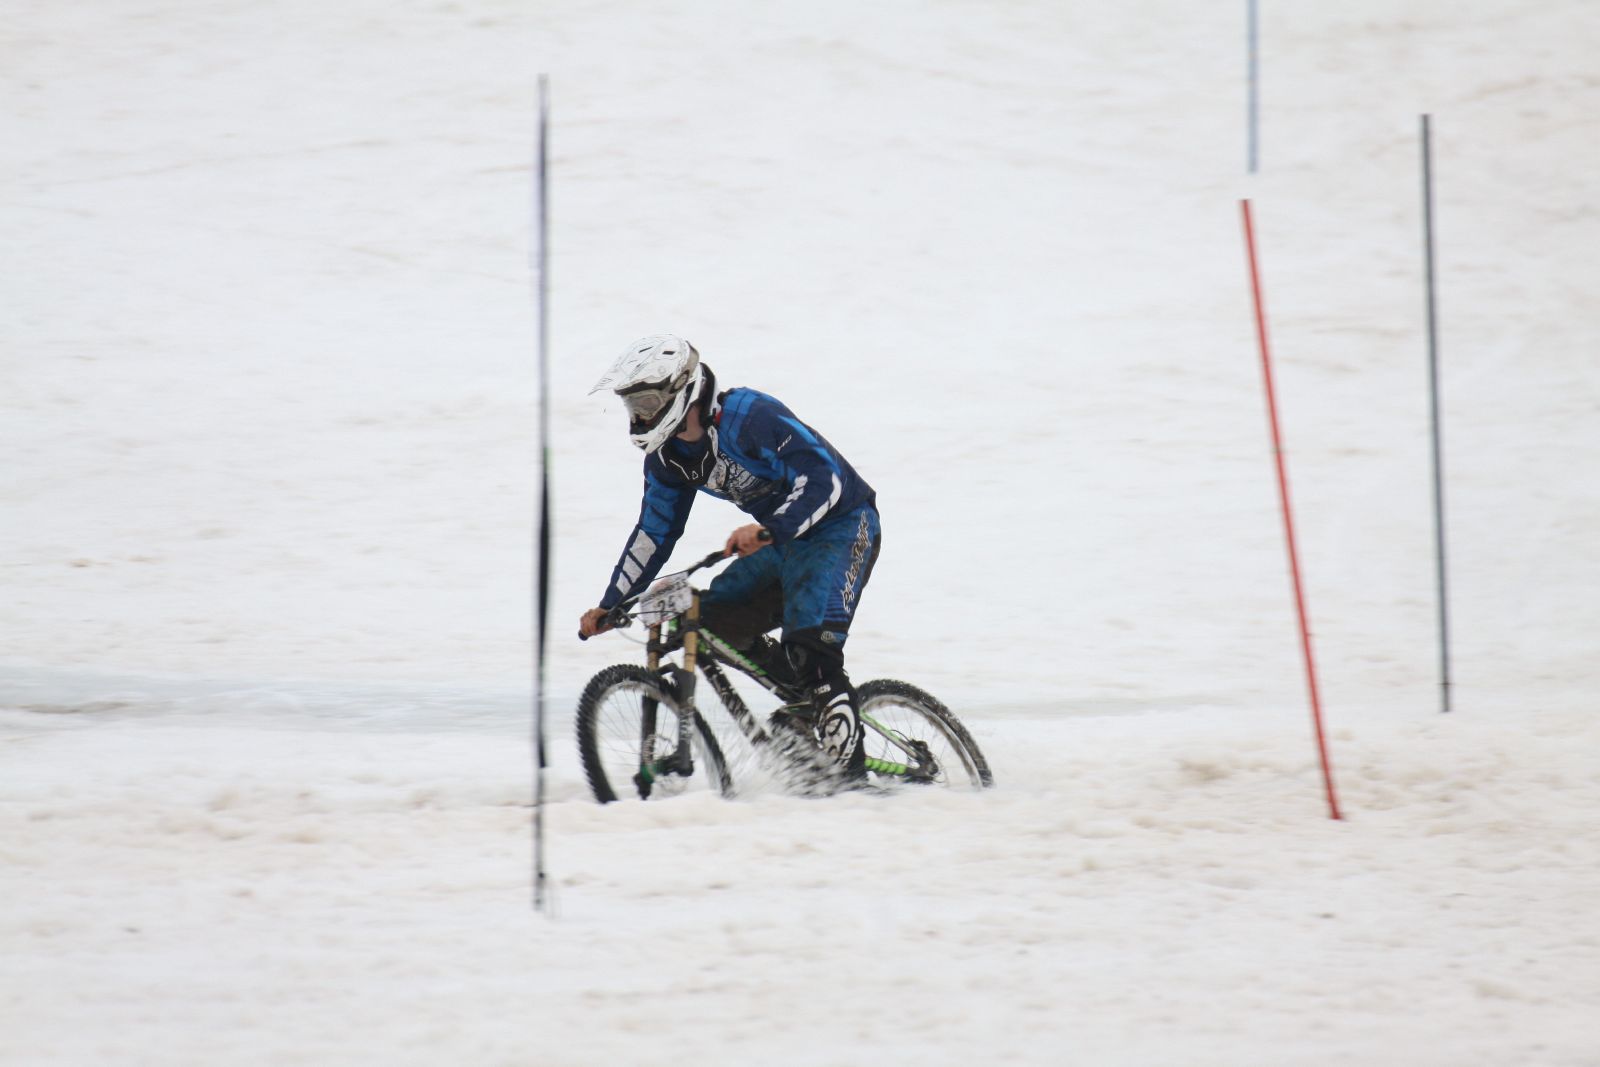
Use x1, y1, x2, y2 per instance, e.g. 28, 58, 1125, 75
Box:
579, 608, 630, 641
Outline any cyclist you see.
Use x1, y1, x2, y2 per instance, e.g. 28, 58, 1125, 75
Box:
578, 335, 880, 788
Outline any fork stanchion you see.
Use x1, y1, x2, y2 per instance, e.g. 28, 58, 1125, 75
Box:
682, 591, 700, 674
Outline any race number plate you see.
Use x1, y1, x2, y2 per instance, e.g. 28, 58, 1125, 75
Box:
638, 573, 692, 624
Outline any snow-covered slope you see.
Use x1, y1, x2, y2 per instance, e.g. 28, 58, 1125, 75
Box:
4, 2, 1597, 1063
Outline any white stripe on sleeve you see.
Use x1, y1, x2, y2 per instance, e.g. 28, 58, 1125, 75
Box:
628, 529, 656, 568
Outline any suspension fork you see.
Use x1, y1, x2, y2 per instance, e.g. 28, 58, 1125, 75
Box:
633, 595, 702, 793
634, 619, 665, 794
665, 593, 703, 764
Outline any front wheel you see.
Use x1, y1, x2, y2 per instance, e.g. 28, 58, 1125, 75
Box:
857, 679, 994, 789
576, 665, 733, 803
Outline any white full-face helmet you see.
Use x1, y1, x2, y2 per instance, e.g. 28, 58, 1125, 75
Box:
591, 335, 705, 453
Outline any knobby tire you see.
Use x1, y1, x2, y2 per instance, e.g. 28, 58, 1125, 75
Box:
576, 664, 732, 803
857, 679, 994, 789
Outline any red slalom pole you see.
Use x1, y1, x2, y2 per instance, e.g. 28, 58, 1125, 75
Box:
1240, 199, 1343, 821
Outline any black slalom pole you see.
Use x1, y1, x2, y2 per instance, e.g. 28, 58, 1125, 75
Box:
1421, 113, 1452, 714
533, 75, 553, 909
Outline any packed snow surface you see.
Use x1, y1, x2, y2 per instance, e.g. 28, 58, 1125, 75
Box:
4, 1, 1598, 1064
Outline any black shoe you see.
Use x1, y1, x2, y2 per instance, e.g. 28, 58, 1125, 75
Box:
765, 706, 869, 796
766, 704, 817, 733
765, 706, 821, 763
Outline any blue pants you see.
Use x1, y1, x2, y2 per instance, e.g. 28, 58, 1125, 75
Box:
700, 504, 881, 657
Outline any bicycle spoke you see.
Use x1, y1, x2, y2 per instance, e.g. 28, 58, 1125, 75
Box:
577, 668, 732, 802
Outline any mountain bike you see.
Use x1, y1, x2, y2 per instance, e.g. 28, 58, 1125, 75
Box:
575, 546, 994, 803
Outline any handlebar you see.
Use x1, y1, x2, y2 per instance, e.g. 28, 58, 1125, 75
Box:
577, 529, 772, 640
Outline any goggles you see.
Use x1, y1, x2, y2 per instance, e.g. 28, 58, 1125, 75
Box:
618, 379, 679, 431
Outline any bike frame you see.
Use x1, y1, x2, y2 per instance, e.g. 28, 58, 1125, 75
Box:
638, 588, 933, 785
643, 589, 777, 769
598, 546, 945, 792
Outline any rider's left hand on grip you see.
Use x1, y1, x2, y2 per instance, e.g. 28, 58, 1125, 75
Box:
579, 606, 613, 641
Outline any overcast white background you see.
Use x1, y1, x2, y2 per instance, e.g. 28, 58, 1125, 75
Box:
4, 2, 1598, 1064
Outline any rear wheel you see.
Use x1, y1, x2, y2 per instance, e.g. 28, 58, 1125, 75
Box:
576, 665, 732, 803
857, 679, 993, 789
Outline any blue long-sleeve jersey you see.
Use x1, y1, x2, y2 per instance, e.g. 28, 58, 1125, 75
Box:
598, 387, 876, 610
